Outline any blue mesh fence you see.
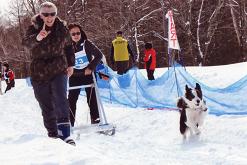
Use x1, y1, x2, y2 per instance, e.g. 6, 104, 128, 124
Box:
87, 63, 247, 116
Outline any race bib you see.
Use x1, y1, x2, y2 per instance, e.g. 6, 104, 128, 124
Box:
74, 48, 89, 70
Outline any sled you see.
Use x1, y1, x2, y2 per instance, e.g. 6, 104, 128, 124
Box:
68, 73, 115, 136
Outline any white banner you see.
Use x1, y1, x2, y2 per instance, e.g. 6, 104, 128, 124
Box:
166, 10, 180, 51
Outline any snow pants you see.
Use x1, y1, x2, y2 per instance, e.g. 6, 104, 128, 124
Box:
146, 69, 155, 80
32, 73, 71, 137
5, 80, 15, 93
115, 61, 129, 75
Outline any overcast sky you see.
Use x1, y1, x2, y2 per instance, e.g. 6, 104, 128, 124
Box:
0, 0, 10, 14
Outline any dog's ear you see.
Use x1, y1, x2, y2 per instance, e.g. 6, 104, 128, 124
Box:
177, 97, 186, 109
195, 83, 201, 91
195, 83, 202, 99
185, 85, 189, 91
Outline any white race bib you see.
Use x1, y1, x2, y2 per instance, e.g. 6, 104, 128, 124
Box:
74, 48, 89, 70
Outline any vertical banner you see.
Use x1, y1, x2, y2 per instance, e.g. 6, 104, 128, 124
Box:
166, 10, 180, 51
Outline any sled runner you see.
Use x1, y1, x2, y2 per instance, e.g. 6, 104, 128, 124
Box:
73, 123, 116, 136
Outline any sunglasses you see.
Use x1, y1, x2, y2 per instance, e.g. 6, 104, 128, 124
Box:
42, 12, 56, 17
71, 32, 81, 36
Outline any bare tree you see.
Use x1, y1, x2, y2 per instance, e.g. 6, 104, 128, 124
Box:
197, 0, 204, 66
1, 0, 247, 79
203, 0, 224, 65
23, 0, 38, 16
0, 27, 8, 60
229, 0, 241, 45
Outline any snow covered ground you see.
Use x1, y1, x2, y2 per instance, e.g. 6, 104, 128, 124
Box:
0, 62, 247, 165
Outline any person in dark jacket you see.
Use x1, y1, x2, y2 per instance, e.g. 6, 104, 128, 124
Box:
22, 2, 75, 145
110, 31, 135, 75
144, 43, 156, 80
2, 62, 15, 93
68, 23, 103, 126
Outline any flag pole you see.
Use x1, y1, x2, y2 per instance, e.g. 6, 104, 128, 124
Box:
166, 10, 181, 97
0, 62, 3, 95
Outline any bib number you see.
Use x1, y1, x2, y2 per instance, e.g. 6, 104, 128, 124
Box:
74, 50, 89, 70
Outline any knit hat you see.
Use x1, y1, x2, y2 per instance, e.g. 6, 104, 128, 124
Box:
145, 42, 152, 49
116, 31, 123, 35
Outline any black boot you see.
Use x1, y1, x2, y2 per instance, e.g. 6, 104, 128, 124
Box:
48, 132, 58, 139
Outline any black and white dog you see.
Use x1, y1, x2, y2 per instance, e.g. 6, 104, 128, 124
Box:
177, 83, 208, 139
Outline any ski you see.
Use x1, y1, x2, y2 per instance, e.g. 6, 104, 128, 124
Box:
146, 107, 180, 111
73, 123, 116, 137
96, 124, 116, 136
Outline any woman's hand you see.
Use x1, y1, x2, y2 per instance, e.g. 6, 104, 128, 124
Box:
67, 66, 74, 77
84, 68, 92, 75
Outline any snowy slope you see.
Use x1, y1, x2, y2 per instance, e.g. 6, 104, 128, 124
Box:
0, 62, 247, 165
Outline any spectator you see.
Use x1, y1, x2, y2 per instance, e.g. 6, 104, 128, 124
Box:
110, 31, 135, 75
2, 62, 15, 93
144, 42, 156, 80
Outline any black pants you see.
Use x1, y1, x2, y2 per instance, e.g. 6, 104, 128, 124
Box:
68, 87, 99, 127
115, 61, 129, 75
32, 73, 70, 137
147, 69, 155, 80
5, 80, 15, 93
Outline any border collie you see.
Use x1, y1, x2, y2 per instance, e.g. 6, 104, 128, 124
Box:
177, 83, 208, 139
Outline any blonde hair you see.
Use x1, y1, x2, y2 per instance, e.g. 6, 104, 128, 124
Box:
39, 2, 57, 14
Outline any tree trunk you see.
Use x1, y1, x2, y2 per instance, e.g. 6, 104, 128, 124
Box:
203, 0, 224, 65
197, 0, 204, 66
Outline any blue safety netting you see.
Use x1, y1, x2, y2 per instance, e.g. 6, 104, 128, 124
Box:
94, 64, 247, 116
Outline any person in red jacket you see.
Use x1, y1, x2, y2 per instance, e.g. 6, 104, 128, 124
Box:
2, 62, 15, 93
144, 42, 156, 80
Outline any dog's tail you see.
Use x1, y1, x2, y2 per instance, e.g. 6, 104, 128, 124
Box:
180, 109, 187, 134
